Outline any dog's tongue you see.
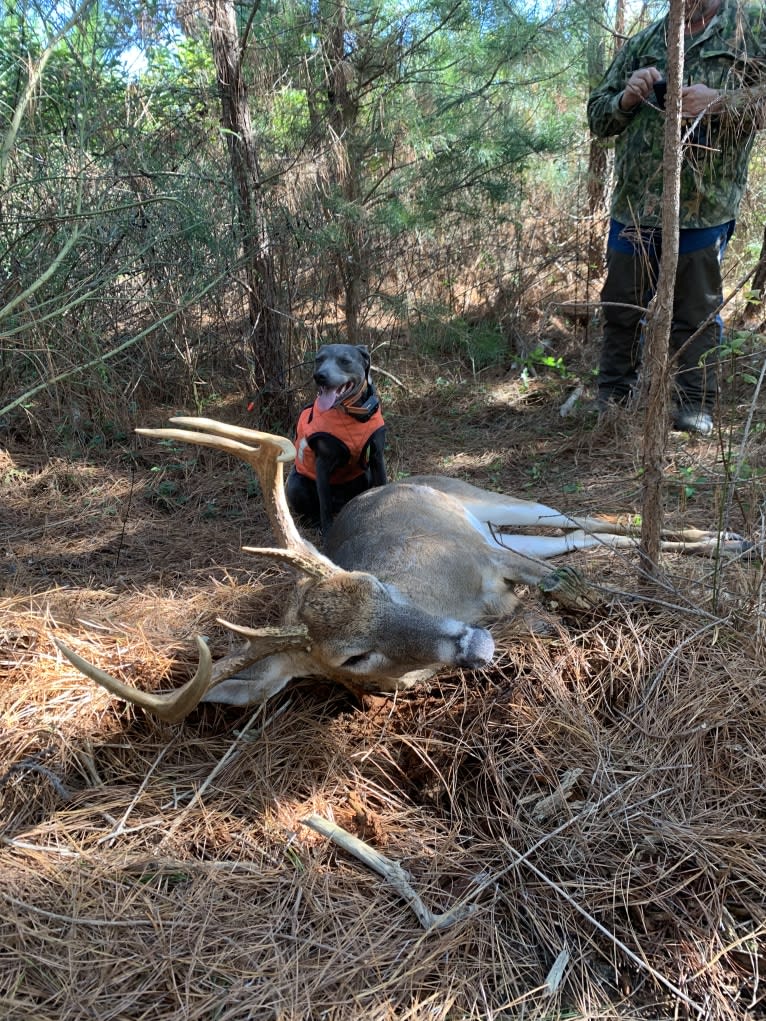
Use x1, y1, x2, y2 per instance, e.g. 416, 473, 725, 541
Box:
316, 388, 341, 412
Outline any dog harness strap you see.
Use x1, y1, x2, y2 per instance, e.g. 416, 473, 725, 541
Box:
294, 402, 385, 483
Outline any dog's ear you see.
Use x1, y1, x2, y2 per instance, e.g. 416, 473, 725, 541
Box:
356, 345, 371, 374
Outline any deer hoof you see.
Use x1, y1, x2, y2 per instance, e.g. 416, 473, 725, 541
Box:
538, 566, 602, 610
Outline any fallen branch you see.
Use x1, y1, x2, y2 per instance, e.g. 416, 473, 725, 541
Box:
301, 812, 478, 931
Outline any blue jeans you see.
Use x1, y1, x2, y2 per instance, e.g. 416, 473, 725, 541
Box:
598, 219, 734, 411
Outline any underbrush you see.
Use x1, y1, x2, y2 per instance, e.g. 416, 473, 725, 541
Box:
1, 366, 765, 1020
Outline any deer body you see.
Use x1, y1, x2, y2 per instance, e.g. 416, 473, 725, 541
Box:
206, 483, 525, 707
326, 482, 535, 618
54, 418, 749, 722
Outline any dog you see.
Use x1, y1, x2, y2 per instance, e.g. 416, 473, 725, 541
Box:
286, 344, 387, 534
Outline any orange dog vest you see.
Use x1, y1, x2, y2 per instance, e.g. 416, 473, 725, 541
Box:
294, 401, 385, 484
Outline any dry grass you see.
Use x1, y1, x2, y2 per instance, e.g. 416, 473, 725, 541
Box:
2, 363, 765, 1020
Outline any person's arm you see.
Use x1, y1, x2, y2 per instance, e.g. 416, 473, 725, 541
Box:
587, 41, 663, 137
706, 12, 766, 128
680, 83, 723, 118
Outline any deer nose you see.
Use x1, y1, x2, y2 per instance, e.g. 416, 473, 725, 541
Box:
455, 627, 495, 668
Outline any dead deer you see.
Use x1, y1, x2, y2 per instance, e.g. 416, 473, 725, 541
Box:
54, 417, 749, 722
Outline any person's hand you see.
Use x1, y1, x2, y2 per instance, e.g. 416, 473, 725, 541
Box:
618, 66, 663, 110
681, 83, 721, 117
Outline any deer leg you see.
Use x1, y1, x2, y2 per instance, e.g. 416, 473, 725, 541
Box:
201, 654, 298, 706
497, 530, 753, 560
464, 501, 751, 560
489, 545, 606, 611
535, 566, 603, 610
462, 496, 622, 534
657, 536, 756, 557
494, 530, 636, 559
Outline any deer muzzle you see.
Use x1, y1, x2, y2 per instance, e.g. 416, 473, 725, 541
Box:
449, 626, 495, 669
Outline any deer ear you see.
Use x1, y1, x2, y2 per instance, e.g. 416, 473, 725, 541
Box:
202, 654, 300, 706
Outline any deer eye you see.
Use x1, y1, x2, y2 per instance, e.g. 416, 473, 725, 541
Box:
342, 652, 372, 668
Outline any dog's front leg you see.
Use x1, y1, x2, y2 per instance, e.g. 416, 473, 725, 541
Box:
311, 435, 348, 534
367, 427, 387, 488
314, 457, 337, 535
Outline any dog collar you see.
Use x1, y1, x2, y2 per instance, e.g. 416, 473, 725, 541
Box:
340, 383, 381, 421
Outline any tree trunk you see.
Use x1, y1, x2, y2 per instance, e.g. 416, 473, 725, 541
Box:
586, 2, 608, 266
585, 0, 626, 267
639, 0, 686, 568
744, 223, 766, 323
206, 0, 292, 427
324, 0, 364, 343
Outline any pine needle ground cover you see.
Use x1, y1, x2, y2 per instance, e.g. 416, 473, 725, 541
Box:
1, 370, 765, 1021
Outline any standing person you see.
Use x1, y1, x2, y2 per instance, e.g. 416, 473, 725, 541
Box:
588, 0, 766, 436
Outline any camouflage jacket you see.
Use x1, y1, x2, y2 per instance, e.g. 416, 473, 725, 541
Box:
587, 0, 766, 228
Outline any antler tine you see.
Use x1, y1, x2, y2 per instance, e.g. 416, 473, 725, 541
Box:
167, 418, 296, 462
241, 546, 337, 579
55, 625, 312, 722
210, 621, 311, 682
54, 636, 214, 724
135, 417, 338, 574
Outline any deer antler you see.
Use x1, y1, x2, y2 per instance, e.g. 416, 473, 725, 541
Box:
54, 635, 214, 723
136, 418, 340, 577
54, 623, 311, 723
241, 547, 336, 579
53, 419, 338, 721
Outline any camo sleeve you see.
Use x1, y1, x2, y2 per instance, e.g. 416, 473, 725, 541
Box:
587, 40, 646, 139
589, 2, 766, 139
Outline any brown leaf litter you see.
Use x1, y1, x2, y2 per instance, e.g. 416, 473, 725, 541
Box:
1, 370, 765, 1020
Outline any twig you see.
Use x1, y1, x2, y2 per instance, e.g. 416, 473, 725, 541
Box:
691, 919, 766, 979
96, 737, 178, 845
300, 812, 478, 931
559, 386, 584, 418
0, 756, 72, 802
543, 948, 571, 994
531, 768, 584, 822
1, 838, 81, 857
624, 617, 721, 714
114, 465, 136, 573
0, 264, 235, 418
0, 890, 143, 927
372, 365, 409, 390
502, 842, 705, 1017
163, 700, 291, 837
722, 353, 766, 529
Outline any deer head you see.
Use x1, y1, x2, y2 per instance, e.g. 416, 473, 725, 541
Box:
55, 418, 495, 720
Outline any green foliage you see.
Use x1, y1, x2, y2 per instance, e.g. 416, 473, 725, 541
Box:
676, 464, 706, 501
413, 314, 507, 371
721, 330, 766, 388
0, 1, 239, 430
523, 347, 569, 378
0, 0, 601, 436
137, 37, 215, 129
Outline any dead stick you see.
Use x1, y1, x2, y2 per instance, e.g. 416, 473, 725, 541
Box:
301, 813, 477, 931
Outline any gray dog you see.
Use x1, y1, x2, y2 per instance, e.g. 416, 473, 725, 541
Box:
286, 344, 387, 533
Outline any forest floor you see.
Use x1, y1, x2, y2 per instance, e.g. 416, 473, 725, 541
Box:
1, 334, 765, 1020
